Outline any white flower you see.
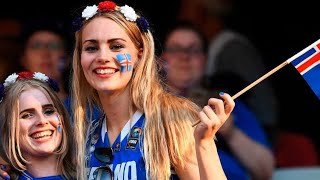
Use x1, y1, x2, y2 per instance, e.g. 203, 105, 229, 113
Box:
3, 73, 18, 87
82, 5, 98, 20
34, 72, 49, 82
120, 5, 137, 21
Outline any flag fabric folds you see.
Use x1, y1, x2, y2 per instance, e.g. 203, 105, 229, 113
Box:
287, 39, 320, 99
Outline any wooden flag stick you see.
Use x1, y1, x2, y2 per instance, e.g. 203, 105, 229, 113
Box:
192, 60, 289, 127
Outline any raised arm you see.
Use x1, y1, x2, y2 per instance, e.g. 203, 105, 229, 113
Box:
195, 92, 235, 180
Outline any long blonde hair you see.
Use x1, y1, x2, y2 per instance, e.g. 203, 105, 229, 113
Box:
0, 79, 76, 179
72, 11, 201, 180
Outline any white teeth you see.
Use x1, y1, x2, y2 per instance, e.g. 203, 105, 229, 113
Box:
31, 131, 53, 139
96, 69, 116, 74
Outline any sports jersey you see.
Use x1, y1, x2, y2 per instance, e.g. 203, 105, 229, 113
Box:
86, 111, 147, 180
86, 111, 179, 180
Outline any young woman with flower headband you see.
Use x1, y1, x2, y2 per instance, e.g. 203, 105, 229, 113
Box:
71, 1, 235, 179
0, 71, 76, 180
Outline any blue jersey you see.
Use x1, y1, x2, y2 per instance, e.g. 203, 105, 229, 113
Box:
86, 111, 179, 180
18, 171, 65, 180
86, 111, 147, 180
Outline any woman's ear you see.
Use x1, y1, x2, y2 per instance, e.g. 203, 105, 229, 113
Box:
133, 48, 143, 69
138, 48, 143, 59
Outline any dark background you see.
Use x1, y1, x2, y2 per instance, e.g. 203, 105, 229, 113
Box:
1, 0, 320, 147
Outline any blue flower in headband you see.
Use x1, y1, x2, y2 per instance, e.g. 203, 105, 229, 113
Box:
72, 16, 83, 32
137, 17, 149, 32
47, 78, 60, 92
0, 84, 4, 103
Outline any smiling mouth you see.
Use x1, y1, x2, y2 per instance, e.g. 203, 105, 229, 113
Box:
31, 130, 53, 139
95, 69, 118, 74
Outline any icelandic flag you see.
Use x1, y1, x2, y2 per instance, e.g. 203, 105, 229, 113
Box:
116, 53, 132, 72
287, 39, 320, 99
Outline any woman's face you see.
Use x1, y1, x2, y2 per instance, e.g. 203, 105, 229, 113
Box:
162, 29, 206, 91
21, 31, 66, 81
18, 88, 62, 158
80, 17, 140, 95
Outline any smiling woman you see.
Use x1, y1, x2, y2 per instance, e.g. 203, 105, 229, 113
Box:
0, 71, 76, 180
71, 1, 235, 180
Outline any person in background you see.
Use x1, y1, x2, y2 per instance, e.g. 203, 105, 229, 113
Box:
178, 0, 279, 136
161, 21, 274, 180
0, 71, 76, 179
161, 21, 208, 97
16, 18, 93, 120
71, 1, 235, 179
18, 18, 71, 101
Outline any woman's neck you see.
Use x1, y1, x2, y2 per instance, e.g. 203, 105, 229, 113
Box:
99, 87, 133, 144
25, 155, 60, 178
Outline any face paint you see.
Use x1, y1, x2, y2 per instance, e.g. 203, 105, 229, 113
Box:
56, 115, 60, 122
56, 115, 62, 133
58, 126, 62, 133
116, 53, 132, 73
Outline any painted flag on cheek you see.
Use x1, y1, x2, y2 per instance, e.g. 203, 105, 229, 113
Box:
116, 53, 133, 73
287, 39, 320, 99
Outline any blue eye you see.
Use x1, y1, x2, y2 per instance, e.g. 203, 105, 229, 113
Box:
111, 44, 123, 51
84, 46, 98, 52
21, 113, 33, 119
44, 108, 55, 115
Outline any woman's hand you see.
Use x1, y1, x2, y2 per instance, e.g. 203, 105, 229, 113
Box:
194, 92, 235, 142
193, 92, 234, 180
0, 158, 11, 180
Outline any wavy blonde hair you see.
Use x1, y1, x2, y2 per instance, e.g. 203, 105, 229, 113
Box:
72, 11, 201, 180
0, 79, 76, 179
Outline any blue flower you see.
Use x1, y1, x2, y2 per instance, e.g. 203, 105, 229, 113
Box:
137, 16, 149, 32
72, 16, 83, 32
47, 78, 60, 92
0, 84, 4, 103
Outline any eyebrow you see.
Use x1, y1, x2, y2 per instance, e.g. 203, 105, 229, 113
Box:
19, 104, 54, 115
83, 38, 126, 44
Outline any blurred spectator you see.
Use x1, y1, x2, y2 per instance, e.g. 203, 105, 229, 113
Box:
18, 17, 72, 101
0, 17, 22, 81
161, 21, 274, 180
178, 0, 279, 136
16, 17, 101, 120
161, 21, 208, 96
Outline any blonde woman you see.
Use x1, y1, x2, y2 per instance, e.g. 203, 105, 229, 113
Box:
0, 71, 76, 180
71, 1, 235, 179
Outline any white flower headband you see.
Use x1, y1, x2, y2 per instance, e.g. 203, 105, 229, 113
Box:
0, 71, 60, 103
72, 1, 150, 32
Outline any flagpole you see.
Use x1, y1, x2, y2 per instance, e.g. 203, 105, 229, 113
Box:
192, 60, 289, 127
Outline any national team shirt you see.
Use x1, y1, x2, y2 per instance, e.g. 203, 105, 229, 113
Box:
18, 171, 66, 180
86, 111, 147, 180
